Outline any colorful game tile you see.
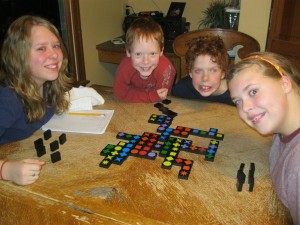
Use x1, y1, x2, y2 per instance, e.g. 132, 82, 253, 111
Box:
99, 114, 225, 180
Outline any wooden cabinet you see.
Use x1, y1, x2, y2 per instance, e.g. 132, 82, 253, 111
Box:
64, 0, 86, 82
267, 0, 300, 70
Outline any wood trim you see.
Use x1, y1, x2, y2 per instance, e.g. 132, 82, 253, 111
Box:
64, 0, 86, 82
266, 0, 300, 71
269, 39, 300, 57
267, 0, 298, 50
266, 0, 282, 50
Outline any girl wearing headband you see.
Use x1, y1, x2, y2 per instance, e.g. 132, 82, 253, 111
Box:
227, 52, 300, 223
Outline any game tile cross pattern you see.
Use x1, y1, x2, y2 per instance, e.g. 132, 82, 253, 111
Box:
99, 114, 224, 179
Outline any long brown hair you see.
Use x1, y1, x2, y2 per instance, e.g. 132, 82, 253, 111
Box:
0, 15, 72, 122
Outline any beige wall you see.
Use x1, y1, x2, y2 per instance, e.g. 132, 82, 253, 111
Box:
79, 0, 126, 86
128, 0, 272, 49
127, 0, 209, 31
239, 0, 272, 50
79, 0, 271, 86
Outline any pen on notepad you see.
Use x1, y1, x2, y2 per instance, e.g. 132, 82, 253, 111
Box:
67, 112, 105, 117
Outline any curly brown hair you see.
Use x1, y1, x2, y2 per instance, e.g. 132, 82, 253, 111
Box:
185, 36, 230, 76
0, 15, 73, 122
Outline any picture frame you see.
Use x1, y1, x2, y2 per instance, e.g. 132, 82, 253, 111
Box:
166, 2, 186, 18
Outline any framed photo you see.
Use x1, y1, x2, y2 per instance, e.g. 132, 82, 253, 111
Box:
166, 2, 186, 18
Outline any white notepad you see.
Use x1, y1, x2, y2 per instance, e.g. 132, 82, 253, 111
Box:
41, 110, 114, 134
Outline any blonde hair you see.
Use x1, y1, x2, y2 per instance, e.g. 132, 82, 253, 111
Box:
125, 16, 164, 53
0, 15, 72, 122
228, 52, 300, 93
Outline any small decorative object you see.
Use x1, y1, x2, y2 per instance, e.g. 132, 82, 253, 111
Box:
166, 2, 186, 18
199, 0, 240, 29
225, 7, 240, 30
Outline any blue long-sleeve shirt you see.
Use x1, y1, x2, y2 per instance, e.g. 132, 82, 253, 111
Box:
0, 86, 54, 144
171, 76, 234, 106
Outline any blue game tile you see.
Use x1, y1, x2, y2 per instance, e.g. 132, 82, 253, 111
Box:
113, 156, 126, 165
146, 152, 157, 160
191, 129, 200, 136
119, 151, 129, 158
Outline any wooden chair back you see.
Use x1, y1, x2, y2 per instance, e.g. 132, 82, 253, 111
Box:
173, 28, 260, 77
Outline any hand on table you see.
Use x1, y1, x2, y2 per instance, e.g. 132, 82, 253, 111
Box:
1, 159, 45, 185
157, 88, 168, 100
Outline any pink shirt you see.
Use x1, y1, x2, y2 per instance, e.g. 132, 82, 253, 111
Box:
113, 55, 176, 103
269, 127, 300, 224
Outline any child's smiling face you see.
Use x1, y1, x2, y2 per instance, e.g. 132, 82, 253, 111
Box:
127, 37, 163, 79
29, 25, 63, 87
189, 55, 226, 96
229, 65, 289, 135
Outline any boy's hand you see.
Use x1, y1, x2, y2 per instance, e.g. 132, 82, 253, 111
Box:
157, 88, 168, 100
2, 159, 45, 186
